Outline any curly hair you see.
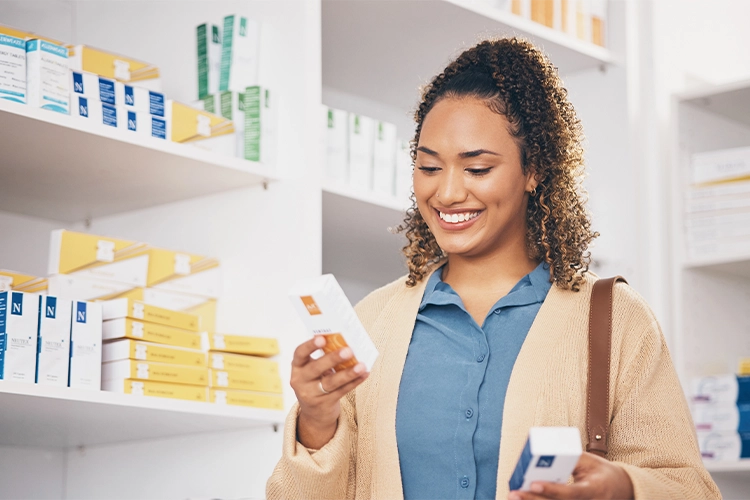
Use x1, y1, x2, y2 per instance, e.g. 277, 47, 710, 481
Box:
399, 37, 598, 291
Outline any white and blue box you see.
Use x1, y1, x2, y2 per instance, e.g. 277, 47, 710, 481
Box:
124, 108, 168, 140
509, 427, 582, 492
0, 291, 40, 383
70, 69, 116, 105
72, 95, 122, 129
68, 300, 102, 390
36, 296, 72, 387
116, 82, 165, 117
26, 39, 69, 114
0, 33, 26, 104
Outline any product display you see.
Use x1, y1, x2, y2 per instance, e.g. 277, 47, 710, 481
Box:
146, 248, 221, 299
68, 300, 103, 390
25, 39, 69, 113
197, 22, 222, 98
102, 318, 203, 350
0, 33, 26, 104
36, 295, 72, 387
102, 359, 209, 386
167, 99, 235, 155
696, 430, 750, 461
67, 45, 161, 90
0, 291, 40, 383
70, 70, 116, 105
114, 287, 217, 333
47, 274, 133, 301
289, 274, 379, 372
219, 15, 260, 93
209, 367, 282, 393
71, 95, 124, 129
202, 332, 280, 357
103, 339, 207, 367
0, 269, 47, 293
326, 107, 348, 182
101, 298, 200, 332
115, 81, 166, 117
103, 379, 208, 402
243, 85, 276, 164
509, 427, 582, 491
209, 388, 283, 409
348, 113, 375, 191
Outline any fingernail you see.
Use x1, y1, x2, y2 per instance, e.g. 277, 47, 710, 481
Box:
353, 363, 365, 374
314, 336, 325, 347
508, 493, 521, 500
340, 348, 352, 359
530, 483, 543, 493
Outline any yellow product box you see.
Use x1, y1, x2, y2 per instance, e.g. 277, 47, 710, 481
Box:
115, 287, 217, 332
101, 297, 199, 332
209, 367, 282, 393
103, 379, 207, 403
209, 351, 279, 374
102, 359, 209, 386
47, 274, 134, 301
202, 333, 279, 357
740, 359, 750, 376
102, 318, 202, 350
209, 388, 283, 410
167, 100, 235, 155
67, 45, 160, 90
103, 339, 207, 367
146, 248, 221, 298
0, 270, 47, 293
48, 230, 150, 287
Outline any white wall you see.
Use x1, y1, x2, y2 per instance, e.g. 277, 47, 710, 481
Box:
0, 446, 65, 500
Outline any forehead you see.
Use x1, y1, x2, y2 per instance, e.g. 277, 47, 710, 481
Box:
419, 97, 514, 151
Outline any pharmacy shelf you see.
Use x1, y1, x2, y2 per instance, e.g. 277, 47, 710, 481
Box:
0, 380, 284, 449
705, 460, 750, 473
322, 189, 409, 288
323, 182, 411, 212
679, 78, 750, 127
0, 99, 282, 223
322, 0, 614, 111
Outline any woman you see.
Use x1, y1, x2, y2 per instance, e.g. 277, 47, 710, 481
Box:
268, 38, 720, 500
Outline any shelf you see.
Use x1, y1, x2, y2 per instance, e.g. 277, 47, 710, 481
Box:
678, 78, 750, 127
683, 255, 750, 279
323, 182, 411, 212
322, 0, 614, 111
0, 99, 282, 223
0, 380, 284, 449
705, 460, 750, 473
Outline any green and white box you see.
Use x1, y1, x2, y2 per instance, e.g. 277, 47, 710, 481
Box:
373, 121, 397, 196
220, 15, 260, 93
218, 90, 245, 158
69, 300, 102, 390
244, 86, 276, 164
348, 113, 376, 191
0, 34, 26, 104
37, 296, 72, 387
326, 108, 348, 182
26, 39, 69, 114
197, 22, 222, 99
0, 291, 40, 383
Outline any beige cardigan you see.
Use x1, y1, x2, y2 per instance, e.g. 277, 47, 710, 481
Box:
267, 270, 720, 500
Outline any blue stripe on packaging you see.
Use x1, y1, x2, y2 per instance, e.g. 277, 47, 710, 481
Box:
0, 292, 7, 379
39, 40, 67, 58
98, 78, 116, 105
149, 91, 165, 117
509, 437, 533, 491
738, 376, 750, 404
152, 117, 167, 139
0, 34, 25, 49
0, 89, 25, 98
102, 104, 117, 127
35, 295, 42, 383
26, 39, 39, 52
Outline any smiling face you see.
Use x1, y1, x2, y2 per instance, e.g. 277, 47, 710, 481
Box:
413, 97, 538, 260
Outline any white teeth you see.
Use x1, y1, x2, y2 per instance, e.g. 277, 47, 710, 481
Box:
439, 211, 479, 224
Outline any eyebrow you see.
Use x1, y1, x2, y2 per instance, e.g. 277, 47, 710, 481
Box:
416, 146, 501, 159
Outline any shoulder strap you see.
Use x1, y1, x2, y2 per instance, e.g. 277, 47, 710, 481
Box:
586, 275, 627, 458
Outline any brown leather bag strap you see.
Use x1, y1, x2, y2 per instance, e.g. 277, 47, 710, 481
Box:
586, 275, 627, 458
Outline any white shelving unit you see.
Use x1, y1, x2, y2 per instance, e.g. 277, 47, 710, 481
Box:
0, 381, 283, 449
670, 81, 750, 490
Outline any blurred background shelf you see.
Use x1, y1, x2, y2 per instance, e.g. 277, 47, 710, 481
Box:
0, 99, 281, 223
0, 381, 284, 449
704, 460, 750, 473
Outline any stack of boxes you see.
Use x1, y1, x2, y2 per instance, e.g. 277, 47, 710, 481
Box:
690, 374, 750, 462
194, 14, 276, 164
325, 107, 412, 201
685, 146, 750, 262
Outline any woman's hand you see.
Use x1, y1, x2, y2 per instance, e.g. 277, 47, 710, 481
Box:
509, 451, 634, 500
291, 335, 370, 450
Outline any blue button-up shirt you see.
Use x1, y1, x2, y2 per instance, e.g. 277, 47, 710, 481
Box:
396, 262, 552, 500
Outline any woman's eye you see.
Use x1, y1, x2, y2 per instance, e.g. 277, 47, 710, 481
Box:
417, 166, 440, 174
467, 168, 492, 176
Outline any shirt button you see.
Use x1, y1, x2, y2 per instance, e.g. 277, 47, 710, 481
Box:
465, 408, 474, 418
476, 354, 485, 362
460, 476, 470, 488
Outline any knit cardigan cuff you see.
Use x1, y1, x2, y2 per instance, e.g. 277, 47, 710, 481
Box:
282, 402, 351, 475
615, 461, 719, 500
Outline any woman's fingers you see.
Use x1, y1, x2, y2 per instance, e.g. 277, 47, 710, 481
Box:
291, 335, 326, 367
318, 362, 368, 395
322, 369, 370, 400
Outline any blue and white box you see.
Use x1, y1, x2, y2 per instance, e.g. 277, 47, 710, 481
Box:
26, 39, 69, 114
115, 82, 165, 117
509, 427, 582, 492
0, 291, 40, 383
124, 109, 168, 140
70, 69, 116, 105
72, 95, 123, 129
0, 34, 26, 104
68, 300, 102, 390
36, 295, 72, 387
691, 374, 750, 404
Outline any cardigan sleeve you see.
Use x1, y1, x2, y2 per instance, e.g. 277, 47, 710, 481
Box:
266, 390, 358, 500
607, 285, 721, 500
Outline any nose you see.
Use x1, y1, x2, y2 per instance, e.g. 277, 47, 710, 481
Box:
438, 166, 468, 205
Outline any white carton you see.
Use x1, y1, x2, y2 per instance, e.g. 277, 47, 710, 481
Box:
123, 108, 168, 140
326, 107, 348, 182
115, 81, 166, 117
0, 291, 40, 383
70, 70, 116, 105
26, 39, 69, 114
47, 274, 134, 302
288, 274, 379, 372
217, 90, 245, 157
244, 86, 277, 164
509, 427, 582, 492
692, 146, 750, 185
69, 300, 103, 390
0, 34, 26, 104
691, 401, 740, 433
37, 296, 72, 387
373, 121, 397, 196
348, 113, 375, 190
219, 15, 260, 93
691, 374, 740, 404
72, 95, 125, 129
696, 430, 742, 461
197, 22, 222, 98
